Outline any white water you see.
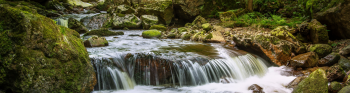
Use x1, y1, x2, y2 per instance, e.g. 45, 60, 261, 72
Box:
92, 67, 295, 93
87, 30, 296, 93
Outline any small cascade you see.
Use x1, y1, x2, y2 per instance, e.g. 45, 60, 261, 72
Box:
55, 18, 68, 28
91, 48, 268, 91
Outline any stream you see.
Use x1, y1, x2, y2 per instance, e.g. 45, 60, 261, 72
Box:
55, 13, 296, 93
85, 30, 296, 93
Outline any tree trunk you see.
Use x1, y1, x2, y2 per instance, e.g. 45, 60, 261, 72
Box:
247, 0, 253, 12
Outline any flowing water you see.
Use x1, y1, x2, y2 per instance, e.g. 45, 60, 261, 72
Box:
83, 30, 296, 93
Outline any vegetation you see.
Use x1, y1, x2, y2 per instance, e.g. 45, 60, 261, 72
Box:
221, 12, 304, 29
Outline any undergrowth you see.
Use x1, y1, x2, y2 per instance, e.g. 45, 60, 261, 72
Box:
222, 12, 304, 29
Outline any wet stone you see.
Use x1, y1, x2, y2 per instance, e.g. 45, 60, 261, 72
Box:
248, 84, 265, 93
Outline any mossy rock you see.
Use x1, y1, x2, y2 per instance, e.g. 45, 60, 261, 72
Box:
181, 34, 191, 40
192, 16, 207, 28
292, 69, 328, 93
271, 26, 297, 41
115, 5, 136, 14
83, 36, 108, 47
339, 56, 350, 72
339, 86, 350, 93
68, 18, 88, 34
308, 19, 329, 44
308, 44, 332, 58
111, 14, 141, 29
141, 15, 158, 29
142, 30, 161, 38
149, 25, 166, 32
219, 11, 237, 22
83, 28, 124, 36
202, 23, 212, 31
178, 27, 187, 33
167, 33, 176, 38
329, 81, 342, 93
67, 0, 92, 7
0, 5, 95, 92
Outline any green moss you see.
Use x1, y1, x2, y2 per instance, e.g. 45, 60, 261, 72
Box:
178, 27, 187, 33
0, 5, 95, 92
142, 30, 161, 38
202, 23, 212, 31
149, 25, 166, 31
205, 33, 213, 39
293, 69, 328, 93
117, 13, 125, 17
330, 81, 342, 91
309, 44, 332, 58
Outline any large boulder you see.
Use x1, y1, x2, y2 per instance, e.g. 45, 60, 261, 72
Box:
83, 28, 124, 36
83, 36, 108, 47
290, 52, 319, 68
232, 28, 299, 66
141, 15, 158, 29
307, 19, 329, 44
315, 1, 350, 40
308, 44, 332, 58
136, 1, 173, 25
318, 52, 341, 66
0, 5, 96, 92
142, 30, 161, 38
68, 18, 88, 34
85, 14, 108, 30
292, 69, 328, 93
110, 14, 141, 29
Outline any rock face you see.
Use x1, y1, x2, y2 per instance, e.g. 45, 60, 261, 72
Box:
114, 5, 136, 14
68, 18, 88, 34
308, 19, 329, 44
111, 14, 141, 29
83, 36, 108, 47
141, 15, 158, 29
0, 5, 96, 92
318, 52, 340, 66
290, 52, 319, 68
142, 30, 161, 38
308, 44, 332, 58
83, 28, 124, 36
292, 69, 328, 93
86, 14, 108, 30
315, 1, 350, 40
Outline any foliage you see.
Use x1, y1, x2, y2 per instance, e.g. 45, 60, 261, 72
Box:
223, 12, 304, 29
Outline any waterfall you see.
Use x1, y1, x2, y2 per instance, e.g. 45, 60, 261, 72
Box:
55, 18, 68, 28
91, 48, 268, 91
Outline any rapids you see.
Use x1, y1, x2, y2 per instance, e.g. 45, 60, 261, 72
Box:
83, 30, 296, 93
